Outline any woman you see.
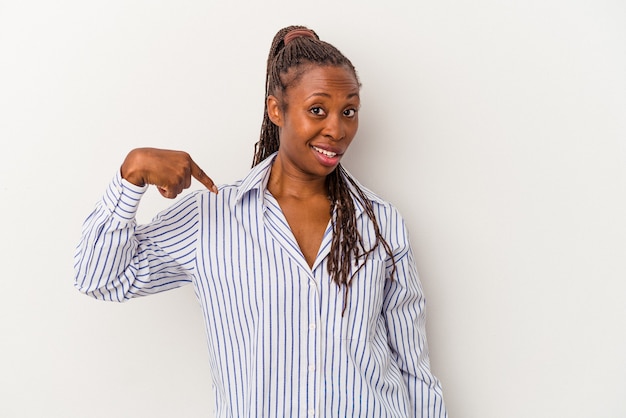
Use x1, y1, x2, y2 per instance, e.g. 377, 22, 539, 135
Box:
75, 25, 447, 417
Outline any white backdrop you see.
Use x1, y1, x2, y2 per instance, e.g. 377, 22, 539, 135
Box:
1, 1, 625, 417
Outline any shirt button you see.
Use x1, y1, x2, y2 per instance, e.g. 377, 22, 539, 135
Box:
308, 364, 315, 372
308, 409, 315, 416
309, 323, 316, 330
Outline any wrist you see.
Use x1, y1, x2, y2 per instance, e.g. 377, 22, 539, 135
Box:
121, 149, 147, 187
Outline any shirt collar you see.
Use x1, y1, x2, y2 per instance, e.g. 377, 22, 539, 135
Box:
234, 152, 386, 218
339, 166, 387, 218
234, 153, 276, 205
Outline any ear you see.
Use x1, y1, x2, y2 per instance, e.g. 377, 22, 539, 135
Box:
266, 95, 283, 127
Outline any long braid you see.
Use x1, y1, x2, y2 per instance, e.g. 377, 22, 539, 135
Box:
253, 26, 397, 313
328, 166, 397, 313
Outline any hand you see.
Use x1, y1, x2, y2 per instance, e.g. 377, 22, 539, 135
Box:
121, 148, 218, 198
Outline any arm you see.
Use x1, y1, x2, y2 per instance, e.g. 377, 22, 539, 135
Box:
73, 148, 217, 301
382, 208, 448, 417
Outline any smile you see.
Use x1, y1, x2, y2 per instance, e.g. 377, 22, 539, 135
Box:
312, 145, 337, 158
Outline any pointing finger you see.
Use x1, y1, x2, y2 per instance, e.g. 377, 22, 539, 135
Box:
190, 160, 218, 194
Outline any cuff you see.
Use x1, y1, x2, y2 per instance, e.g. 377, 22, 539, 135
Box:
102, 170, 149, 221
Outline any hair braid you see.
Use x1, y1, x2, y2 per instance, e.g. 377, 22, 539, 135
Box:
253, 26, 397, 313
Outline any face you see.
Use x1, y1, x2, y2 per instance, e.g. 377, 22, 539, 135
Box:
267, 65, 360, 180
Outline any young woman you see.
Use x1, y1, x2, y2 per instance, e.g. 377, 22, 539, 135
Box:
75, 25, 448, 417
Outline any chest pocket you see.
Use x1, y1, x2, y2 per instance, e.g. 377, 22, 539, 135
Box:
329, 259, 387, 342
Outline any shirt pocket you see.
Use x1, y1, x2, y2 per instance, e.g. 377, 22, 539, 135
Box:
332, 259, 387, 342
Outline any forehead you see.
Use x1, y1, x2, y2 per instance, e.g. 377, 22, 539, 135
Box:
284, 65, 360, 98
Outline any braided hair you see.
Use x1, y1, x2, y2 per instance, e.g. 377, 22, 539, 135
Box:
252, 26, 396, 312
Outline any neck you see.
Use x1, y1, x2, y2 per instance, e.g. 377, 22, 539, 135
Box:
267, 155, 328, 199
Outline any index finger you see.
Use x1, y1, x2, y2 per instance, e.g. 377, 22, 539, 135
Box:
190, 160, 218, 194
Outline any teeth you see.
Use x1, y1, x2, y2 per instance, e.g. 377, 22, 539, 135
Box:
312, 146, 337, 157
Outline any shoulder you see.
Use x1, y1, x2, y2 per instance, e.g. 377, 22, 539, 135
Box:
186, 180, 244, 206
341, 167, 404, 220
187, 158, 270, 208
341, 168, 412, 252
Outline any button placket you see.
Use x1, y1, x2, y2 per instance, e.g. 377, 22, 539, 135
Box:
306, 277, 319, 417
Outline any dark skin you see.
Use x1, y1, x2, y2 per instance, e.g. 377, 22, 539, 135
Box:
266, 65, 360, 266
121, 148, 218, 197
121, 65, 360, 268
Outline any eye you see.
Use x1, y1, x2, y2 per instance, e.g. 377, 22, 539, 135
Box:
343, 108, 358, 118
310, 107, 326, 116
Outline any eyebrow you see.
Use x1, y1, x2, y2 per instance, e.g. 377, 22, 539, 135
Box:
305, 92, 360, 100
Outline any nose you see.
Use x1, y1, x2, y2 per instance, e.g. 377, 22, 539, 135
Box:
323, 114, 345, 141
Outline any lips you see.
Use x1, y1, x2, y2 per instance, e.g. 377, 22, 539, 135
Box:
310, 144, 344, 168
311, 145, 342, 157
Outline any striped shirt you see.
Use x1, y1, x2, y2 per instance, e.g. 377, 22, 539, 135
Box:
74, 154, 447, 417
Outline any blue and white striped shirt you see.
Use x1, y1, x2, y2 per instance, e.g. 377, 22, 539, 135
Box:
74, 154, 447, 417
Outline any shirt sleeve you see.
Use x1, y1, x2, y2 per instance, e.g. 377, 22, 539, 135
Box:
73, 170, 201, 302
382, 206, 448, 418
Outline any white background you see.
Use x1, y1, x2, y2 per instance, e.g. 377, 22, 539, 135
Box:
1, 1, 625, 417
